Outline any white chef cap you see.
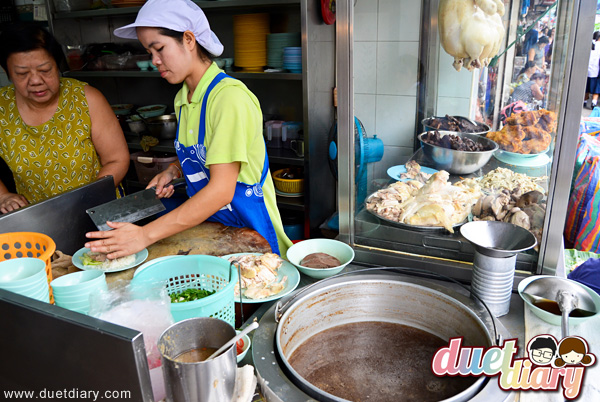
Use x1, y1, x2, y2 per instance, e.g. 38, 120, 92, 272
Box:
113, 0, 224, 57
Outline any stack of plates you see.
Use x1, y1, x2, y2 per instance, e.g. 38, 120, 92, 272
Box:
233, 13, 270, 72
0, 258, 50, 303
267, 33, 301, 68
283, 47, 302, 73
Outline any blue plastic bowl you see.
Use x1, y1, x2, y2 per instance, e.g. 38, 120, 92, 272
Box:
0, 258, 46, 288
50, 270, 106, 296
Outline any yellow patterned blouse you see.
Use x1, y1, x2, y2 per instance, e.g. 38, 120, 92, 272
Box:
0, 78, 102, 204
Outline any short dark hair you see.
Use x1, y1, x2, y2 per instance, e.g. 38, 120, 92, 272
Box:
157, 28, 214, 63
0, 22, 67, 74
538, 36, 550, 45
530, 337, 557, 353
530, 72, 545, 81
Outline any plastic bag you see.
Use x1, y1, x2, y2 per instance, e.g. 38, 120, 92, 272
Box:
89, 280, 173, 369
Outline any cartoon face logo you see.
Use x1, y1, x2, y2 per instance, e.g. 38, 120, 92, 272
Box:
561, 350, 584, 365
553, 336, 596, 368
527, 335, 557, 366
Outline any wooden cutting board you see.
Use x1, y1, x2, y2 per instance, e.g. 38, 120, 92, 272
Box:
58, 222, 271, 284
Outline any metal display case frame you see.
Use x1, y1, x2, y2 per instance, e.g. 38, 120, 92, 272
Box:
335, 0, 596, 282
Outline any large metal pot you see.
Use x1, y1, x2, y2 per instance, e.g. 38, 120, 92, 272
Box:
275, 273, 494, 402
146, 115, 177, 139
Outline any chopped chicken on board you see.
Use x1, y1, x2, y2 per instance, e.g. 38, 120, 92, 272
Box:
228, 253, 287, 299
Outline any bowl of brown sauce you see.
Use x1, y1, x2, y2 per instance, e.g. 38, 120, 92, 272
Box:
286, 238, 354, 279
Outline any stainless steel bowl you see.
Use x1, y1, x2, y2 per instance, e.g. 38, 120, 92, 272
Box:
146, 115, 177, 139
418, 131, 498, 175
422, 116, 490, 135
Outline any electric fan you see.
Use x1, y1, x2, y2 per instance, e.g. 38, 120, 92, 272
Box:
327, 117, 384, 230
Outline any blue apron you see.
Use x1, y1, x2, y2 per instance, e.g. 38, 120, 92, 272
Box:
174, 72, 280, 255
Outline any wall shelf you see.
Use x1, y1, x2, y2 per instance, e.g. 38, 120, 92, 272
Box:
53, 0, 301, 19
64, 70, 301, 80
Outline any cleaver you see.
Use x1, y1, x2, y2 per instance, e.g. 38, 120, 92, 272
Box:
86, 178, 186, 231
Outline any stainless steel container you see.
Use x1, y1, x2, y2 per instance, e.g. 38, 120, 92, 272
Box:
418, 131, 498, 174
158, 317, 237, 402
275, 274, 493, 402
147, 115, 177, 139
422, 116, 491, 135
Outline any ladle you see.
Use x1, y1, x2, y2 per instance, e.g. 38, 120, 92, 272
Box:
206, 321, 259, 361
522, 277, 597, 337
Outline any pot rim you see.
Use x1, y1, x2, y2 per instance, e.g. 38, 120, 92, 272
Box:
275, 274, 493, 402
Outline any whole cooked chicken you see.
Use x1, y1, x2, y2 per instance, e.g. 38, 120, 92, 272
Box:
439, 0, 506, 71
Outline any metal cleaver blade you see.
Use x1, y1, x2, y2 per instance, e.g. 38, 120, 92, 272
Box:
86, 188, 166, 231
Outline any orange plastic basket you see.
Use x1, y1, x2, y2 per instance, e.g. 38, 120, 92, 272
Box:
0, 232, 56, 303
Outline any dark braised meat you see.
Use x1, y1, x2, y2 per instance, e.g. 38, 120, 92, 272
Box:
422, 130, 490, 152
427, 115, 484, 133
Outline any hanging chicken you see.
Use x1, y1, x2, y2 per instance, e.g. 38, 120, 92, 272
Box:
439, 0, 506, 71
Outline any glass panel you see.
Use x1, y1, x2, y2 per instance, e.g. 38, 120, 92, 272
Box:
350, 0, 574, 274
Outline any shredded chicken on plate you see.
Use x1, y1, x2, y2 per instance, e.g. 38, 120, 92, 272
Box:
228, 253, 287, 300
366, 171, 481, 233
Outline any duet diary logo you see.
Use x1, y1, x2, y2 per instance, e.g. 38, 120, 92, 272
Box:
431, 335, 596, 399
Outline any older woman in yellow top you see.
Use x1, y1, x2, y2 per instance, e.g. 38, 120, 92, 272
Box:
0, 23, 129, 214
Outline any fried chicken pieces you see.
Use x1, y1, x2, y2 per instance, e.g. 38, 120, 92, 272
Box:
486, 109, 556, 154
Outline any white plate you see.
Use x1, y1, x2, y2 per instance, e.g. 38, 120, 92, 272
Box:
387, 165, 439, 181
275, 188, 304, 197
220, 253, 300, 304
73, 247, 149, 273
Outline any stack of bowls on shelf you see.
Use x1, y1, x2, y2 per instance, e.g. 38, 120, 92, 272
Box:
233, 13, 270, 72
0, 258, 50, 303
267, 32, 301, 68
283, 47, 302, 73
51, 271, 108, 315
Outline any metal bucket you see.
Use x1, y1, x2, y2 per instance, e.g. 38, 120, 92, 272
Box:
275, 274, 493, 402
158, 317, 237, 402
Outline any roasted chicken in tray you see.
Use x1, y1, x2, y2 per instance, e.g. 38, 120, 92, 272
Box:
366, 171, 482, 233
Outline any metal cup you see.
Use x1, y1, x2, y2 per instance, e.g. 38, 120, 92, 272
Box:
471, 252, 516, 317
158, 317, 237, 402
290, 139, 305, 157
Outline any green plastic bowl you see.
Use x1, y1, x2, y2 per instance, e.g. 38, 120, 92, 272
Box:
137, 104, 167, 119
286, 238, 354, 279
518, 275, 600, 326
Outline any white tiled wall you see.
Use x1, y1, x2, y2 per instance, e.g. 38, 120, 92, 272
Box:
354, 0, 422, 183
354, 0, 475, 185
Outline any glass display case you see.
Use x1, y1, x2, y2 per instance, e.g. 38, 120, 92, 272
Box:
334, 0, 596, 281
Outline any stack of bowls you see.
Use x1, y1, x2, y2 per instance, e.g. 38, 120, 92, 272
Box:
267, 32, 301, 68
233, 13, 269, 72
0, 258, 50, 302
51, 271, 108, 315
283, 47, 302, 73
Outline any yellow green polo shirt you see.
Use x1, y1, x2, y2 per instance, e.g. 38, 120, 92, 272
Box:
174, 63, 292, 258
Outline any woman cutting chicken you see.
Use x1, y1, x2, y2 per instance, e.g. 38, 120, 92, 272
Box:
85, 0, 291, 258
